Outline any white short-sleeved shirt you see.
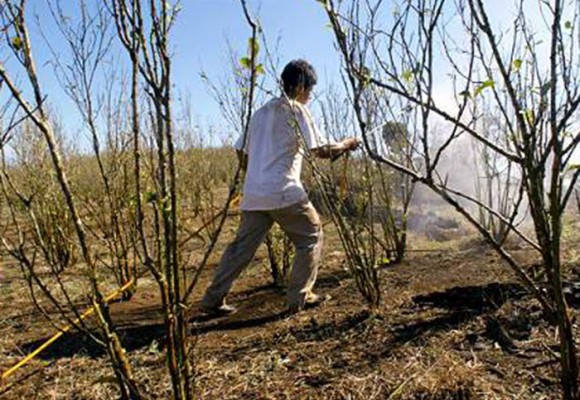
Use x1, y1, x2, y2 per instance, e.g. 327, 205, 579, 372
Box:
235, 97, 330, 211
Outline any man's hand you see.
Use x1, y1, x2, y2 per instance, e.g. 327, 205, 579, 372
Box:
312, 137, 361, 160
343, 137, 361, 151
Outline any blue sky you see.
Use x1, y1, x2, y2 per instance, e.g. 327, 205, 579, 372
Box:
171, 0, 343, 139
20, 0, 342, 146
7, 0, 570, 150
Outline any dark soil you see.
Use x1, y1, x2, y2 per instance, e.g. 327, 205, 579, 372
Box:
0, 224, 569, 399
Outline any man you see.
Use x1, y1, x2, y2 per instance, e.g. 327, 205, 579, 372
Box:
201, 59, 359, 315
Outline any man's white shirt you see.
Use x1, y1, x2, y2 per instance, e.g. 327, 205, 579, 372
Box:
235, 97, 331, 211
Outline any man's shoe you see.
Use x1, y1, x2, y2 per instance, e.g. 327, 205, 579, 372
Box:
305, 293, 322, 306
304, 293, 330, 309
287, 293, 329, 314
200, 303, 237, 316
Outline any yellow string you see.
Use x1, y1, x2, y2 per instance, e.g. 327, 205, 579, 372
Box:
1, 278, 135, 382
231, 192, 242, 208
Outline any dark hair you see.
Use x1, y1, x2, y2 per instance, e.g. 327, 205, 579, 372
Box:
281, 59, 317, 98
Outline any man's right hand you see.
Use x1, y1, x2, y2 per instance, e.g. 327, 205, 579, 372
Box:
343, 137, 360, 151
313, 137, 361, 160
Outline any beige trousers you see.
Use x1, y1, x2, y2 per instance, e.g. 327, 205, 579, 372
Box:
201, 199, 323, 310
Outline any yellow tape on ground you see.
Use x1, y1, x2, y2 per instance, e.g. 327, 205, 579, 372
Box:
231, 192, 242, 208
1, 279, 135, 382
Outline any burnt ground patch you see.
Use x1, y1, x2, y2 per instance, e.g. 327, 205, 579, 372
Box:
411, 282, 527, 313
390, 282, 529, 347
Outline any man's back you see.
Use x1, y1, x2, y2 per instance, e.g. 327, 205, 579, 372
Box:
237, 97, 322, 211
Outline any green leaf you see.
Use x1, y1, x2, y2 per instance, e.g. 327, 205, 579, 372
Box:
401, 69, 413, 83
540, 82, 552, 96
458, 89, 471, 98
239, 57, 251, 69
569, 164, 580, 171
564, 20, 572, 29
255, 64, 265, 75
359, 66, 371, 88
144, 191, 157, 203
513, 59, 522, 72
474, 79, 494, 97
162, 196, 172, 215
248, 37, 259, 57
522, 109, 535, 126
10, 36, 22, 51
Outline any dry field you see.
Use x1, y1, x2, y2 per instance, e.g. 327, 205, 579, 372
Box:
0, 0, 578, 398
1, 205, 576, 399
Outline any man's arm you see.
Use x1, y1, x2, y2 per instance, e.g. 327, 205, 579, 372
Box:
312, 137, 360, 160
294, 103, 360, 160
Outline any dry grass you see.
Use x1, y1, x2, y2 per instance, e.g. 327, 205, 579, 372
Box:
0, 187, 572, 400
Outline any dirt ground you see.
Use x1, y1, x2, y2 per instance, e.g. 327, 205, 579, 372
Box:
0, 211, 575, 399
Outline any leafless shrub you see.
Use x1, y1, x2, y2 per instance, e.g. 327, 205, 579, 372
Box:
0, 1, 143, 397
41, 0, 139, 297
320, 0, 580, 397
108, 0, 196, 397
300, 85, 417, 306
471, 109, 524, 245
